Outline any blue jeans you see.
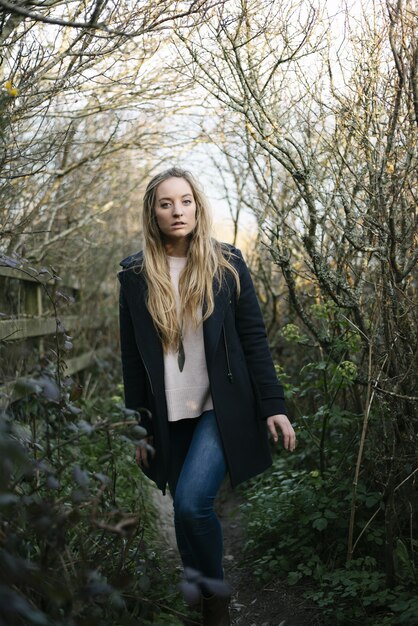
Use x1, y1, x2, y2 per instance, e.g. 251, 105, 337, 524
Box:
168, 410, 227, 580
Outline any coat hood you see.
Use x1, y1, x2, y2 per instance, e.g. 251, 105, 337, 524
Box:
119, 250, 144, 269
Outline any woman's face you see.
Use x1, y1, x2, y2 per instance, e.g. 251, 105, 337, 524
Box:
154, 177, 197, 245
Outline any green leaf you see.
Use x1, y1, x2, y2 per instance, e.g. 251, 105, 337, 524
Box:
72, 465, 89, 488
0, 493, 19, 506
312, 517, 328, 531
138, 574, 151, 591
287, 571, 302, 585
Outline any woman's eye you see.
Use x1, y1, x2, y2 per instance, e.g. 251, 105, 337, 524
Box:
183, 200, 192, 205
161, 203, 171, 209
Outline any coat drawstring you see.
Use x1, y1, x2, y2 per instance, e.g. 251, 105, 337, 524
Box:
222, 325, 233, 383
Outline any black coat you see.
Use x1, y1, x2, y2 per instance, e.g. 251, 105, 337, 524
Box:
118, 244, 287, 494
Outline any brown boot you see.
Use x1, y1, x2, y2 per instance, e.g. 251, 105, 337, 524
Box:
183, 599, 202, 625
202, 595, 231, 626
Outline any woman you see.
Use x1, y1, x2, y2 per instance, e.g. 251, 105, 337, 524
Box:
118, 167, 296, 626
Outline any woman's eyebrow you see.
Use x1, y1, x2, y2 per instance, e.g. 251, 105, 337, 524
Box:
158, 194, 193, 201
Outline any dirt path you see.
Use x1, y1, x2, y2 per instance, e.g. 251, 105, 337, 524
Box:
218, 485, 322, 626
152, 482, 322, 626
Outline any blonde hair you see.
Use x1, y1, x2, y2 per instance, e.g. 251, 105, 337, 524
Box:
142, 167, 240, 352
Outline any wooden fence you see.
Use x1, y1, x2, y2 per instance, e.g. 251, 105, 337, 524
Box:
0, 265, 113, 408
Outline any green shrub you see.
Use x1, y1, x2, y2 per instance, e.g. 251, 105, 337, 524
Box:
243, 296, 417, 625
241, 452, 416, 625
0, 380, 183, 626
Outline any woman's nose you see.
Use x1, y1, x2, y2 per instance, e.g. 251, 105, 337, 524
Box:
172, 203, 183, 216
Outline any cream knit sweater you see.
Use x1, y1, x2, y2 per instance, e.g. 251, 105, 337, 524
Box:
164, 256, 214, 421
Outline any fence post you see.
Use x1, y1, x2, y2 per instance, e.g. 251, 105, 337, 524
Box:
37, 284, 44, 357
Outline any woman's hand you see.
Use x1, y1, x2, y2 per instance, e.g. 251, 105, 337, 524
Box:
135, 436, 153, 468
266, 414, 296, 451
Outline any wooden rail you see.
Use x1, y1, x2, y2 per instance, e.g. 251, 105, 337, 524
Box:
1, 349, 111, 406
0, 265, 80, 288
0, 262, 113, 408
1, 315, 108, 342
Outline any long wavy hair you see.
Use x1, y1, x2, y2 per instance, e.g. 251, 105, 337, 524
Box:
142, 167, 240, 352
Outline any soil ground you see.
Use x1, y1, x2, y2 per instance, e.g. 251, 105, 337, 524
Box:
152, 482, 323, 626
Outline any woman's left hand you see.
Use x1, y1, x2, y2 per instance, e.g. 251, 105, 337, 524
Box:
266, 414, 296, 451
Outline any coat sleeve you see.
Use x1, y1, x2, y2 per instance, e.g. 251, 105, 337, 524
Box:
233, 249, 288, 419
118, 273, 153, 434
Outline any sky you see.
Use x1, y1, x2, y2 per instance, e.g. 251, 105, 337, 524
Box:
155, 0, 368, 249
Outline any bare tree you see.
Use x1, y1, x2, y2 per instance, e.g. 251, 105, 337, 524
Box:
174, 0, 417, 585
0, 1, 221, 270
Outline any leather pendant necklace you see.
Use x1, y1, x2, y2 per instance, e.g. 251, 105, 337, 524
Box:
178, 325, 185, 372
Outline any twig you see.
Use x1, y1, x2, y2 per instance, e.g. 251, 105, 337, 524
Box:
347, 346, 387, 561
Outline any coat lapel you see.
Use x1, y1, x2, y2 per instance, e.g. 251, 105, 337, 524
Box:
121, 253, 234, 378
123, 269, 165, 385
203, 274, 233, 371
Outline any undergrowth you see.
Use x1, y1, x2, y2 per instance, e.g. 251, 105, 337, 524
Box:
0, 376, 184, 626
240, 310, 417, 626
241, 455, 417, 625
